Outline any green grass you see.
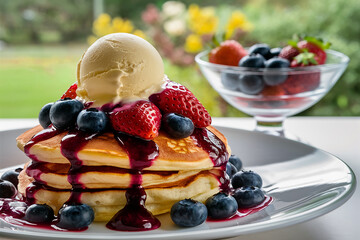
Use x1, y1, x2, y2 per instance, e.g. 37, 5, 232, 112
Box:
0, 45, 86, 118
0, 45, 245, 118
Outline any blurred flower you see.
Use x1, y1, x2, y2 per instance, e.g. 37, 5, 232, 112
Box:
162, 1, 186, 18
185, 34, 203, 53
93, 13, 113, 37
141, 3, 252, 65
142, 4, 160, 25
164, 19, 186, 36
112, 17, 134, 33
89, 13, 146, 45
225, 11, 253, 39
87, 35, 98, 45
133, 29, 146, 39
188, 4, 218, 35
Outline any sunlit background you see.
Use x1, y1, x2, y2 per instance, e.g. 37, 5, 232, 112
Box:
0, 0, 359, 118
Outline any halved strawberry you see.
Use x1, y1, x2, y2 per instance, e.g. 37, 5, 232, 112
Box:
109, 100, 161, 140
61, 83, 77, 99
149, 81, 211, 128
209, 40, 248, 66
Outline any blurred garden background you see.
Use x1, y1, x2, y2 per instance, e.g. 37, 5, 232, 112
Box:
0, 0, 359, 118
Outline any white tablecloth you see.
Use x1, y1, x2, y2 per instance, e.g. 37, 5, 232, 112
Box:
0, 117, 359, 240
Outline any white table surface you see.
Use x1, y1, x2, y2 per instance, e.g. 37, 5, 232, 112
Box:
0, 117, 358, 240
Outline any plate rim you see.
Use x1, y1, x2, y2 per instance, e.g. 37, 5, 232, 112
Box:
0, 126, 356, 240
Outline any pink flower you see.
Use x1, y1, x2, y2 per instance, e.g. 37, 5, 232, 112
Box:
142, 4, 160, 25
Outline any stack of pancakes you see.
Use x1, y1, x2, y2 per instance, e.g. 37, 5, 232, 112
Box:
16, 125, 230, 221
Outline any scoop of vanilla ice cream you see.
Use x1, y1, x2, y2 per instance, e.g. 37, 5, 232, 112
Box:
76, 33, 164, 105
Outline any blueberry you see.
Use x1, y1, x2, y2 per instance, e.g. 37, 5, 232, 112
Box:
205, 193, 238, 219
77, 108, 108, 133
49, 99, 84, 130
57, 204, 94, 230
248, 44, 272, 60
228, 155, 242, 171
38, 103, 54, 129
25, 204, 54, 223
231, 170, 263, 189
264, 58, 290, 86
1, 169, 21, 188
238, 75, 265, 95
226, 162, 237, 178
162, 113, 194, 139
270, 47, 282, 58
239, 54, 265, 68
233, 186, 265, 208
221, 72, 240, 90
170, 199, 207, 227
0, 179, 17, 198
265, 58, 290, 68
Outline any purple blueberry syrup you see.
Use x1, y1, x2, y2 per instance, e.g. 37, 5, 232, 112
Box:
107, 132, 160, 231
191, 128, 231, 192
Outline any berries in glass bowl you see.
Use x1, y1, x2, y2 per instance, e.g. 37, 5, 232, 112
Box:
196, 36, 349, 140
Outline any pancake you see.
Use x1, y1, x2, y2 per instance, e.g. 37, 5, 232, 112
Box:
16, 124, 230, 222
16, 125, 230, 171
18, 168, 221, 221
23, 160, 219, 189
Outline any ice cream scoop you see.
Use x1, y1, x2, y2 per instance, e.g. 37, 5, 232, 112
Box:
76, 33, 165, 106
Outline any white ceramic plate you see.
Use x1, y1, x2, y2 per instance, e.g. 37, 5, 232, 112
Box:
0, 126, 356, 240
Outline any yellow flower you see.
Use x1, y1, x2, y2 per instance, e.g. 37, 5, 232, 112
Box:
188, 4, 218, 35
184, 34, 203, 53
225, 11, 253, 39
87, 35, 98, 45
133, 30, 146, 39
112, 17, 134, 33
93, 13, 113, 37
90, 13, 146, 43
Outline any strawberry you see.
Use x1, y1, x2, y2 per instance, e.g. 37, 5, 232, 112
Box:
261, 85, 286, 96
209, 40, 247, 66
290, 52, 319, 67
61, 83, 77, 99
297, 36, 330, 65
109, 100, 161, 140
281, 71, 320, 95
278, 45, 300, 61
149, 81, 211, 128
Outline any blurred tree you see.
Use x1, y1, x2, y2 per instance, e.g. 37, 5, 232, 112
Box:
0, 0, 93, 43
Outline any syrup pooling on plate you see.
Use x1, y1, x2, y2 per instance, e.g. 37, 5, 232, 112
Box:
207, 195, 273, 222
107, 132, 160, 231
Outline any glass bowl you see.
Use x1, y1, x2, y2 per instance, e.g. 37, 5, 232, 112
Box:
196, 50, 349, 140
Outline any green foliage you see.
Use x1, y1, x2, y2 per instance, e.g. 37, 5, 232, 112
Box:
0, 0, 93, 43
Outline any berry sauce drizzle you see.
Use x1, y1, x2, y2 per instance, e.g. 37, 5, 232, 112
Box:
106, 132, 160, 231
191, 128, 229, 167
60, 130, 98, 204
191, 128, 231, 193
24, 126, 63, 203
24, 126, 62, 162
